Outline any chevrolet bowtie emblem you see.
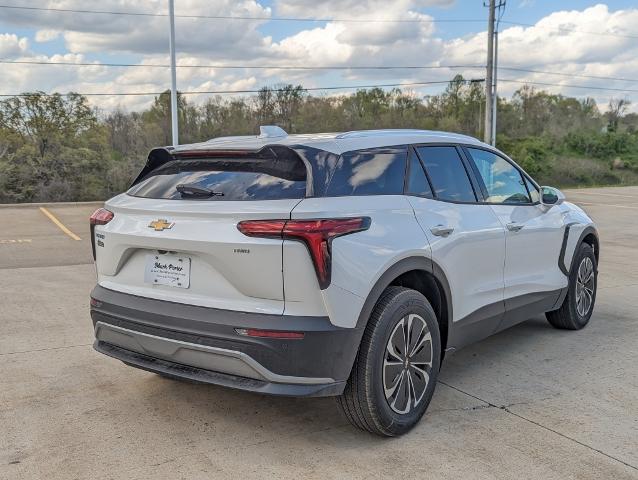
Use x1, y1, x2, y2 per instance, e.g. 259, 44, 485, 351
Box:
148, 219, 175, 231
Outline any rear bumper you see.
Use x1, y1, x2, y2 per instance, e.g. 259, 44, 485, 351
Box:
90, 285, 363, 397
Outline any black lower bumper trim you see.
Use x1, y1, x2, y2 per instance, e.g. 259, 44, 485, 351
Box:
95, 340, 346, 397
90, 285, 363, 388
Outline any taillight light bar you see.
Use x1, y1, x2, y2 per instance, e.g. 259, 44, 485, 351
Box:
89, 208, 114, 260
237, 217, 371, 289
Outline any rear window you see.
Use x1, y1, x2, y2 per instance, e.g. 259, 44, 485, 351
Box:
128, 155, 307, 201
317, 146, 408, 197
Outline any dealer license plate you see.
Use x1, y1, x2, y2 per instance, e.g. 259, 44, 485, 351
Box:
144, 253, 191, 289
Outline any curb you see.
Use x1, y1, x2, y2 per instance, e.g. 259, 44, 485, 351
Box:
0, 201, 104, 209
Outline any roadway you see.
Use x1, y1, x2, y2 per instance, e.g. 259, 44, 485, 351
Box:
1, 188, 637, 479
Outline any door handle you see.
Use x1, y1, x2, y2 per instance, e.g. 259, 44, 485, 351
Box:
506, 222, 524, 232
430, 225, 454, 237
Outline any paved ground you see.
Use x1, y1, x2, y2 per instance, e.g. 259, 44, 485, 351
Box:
1, 188, 637, 480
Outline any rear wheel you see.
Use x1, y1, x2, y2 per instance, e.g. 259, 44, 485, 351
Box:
337, 286, 441, 436
546, 242, 597, 330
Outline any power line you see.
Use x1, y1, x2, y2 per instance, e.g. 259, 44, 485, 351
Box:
4, 56, 638, 90
4, 78, 638, 99
0, 78, 485, 98
500, 20, 638, 40
1, 4, 636, 39
498, 67, 638, 84
499, 78, 638, 93
0, 59, 484, 71
0, 4, 482, 24
3, 59, 637, 84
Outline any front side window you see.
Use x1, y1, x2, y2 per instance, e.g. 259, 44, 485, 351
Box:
524, 176, 540, 203
467, 148, 531, 204
321, 147, 407, 197
415, 146, 476, 202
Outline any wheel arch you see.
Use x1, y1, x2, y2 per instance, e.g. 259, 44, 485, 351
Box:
582, 230, 600, 264
559, 224, 600, 276
355, 256, 452, 357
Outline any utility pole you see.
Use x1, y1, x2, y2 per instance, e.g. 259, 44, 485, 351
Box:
484, 0, 495, 145
485, 1, 505, 146
491, 30, 498, 146
168, 0, 179, 146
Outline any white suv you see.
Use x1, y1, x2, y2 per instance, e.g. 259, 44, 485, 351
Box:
89, 128, 599, 436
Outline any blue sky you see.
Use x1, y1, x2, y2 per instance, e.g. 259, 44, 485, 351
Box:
1, 1, 637, 112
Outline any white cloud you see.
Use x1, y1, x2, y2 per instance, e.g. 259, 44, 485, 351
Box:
34, 29, 60, 42
0, 33, 29, 57
1, 2, 637, 113
2, 0, 273, 57
275, 0, 454, 18
443, 4, 638, 107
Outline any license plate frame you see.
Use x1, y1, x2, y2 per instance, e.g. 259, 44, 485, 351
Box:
144, 253, 191, 289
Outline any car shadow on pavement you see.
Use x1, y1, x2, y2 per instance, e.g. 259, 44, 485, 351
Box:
127, 315, 561, 443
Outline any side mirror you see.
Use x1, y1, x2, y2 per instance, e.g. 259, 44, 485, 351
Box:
540, 186, 565, 207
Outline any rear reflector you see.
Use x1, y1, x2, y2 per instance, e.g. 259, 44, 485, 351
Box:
235, 328, 305, 339
237, 217, 370, 289
90, 208, 114, 225
90, 297, 102, 308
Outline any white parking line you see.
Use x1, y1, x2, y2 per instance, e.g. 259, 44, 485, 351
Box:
39, 207, 82, 241
0, 239, 33, 244
576, 202, 638, 210
569, 191, 638, 198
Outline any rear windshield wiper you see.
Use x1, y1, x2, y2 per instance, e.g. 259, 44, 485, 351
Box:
176, 183, 224, 197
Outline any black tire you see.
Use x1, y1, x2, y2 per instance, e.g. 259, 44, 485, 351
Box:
337, 286, 441, 436
546, 242, 597, 330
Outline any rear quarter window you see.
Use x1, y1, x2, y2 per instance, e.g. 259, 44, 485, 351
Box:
319, 146, 408, 197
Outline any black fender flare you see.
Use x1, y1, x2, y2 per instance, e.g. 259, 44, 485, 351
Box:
354, 256, 453, 336
558, 225, 599, 276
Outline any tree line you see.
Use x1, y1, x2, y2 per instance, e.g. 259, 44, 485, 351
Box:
1, 75, 637, 203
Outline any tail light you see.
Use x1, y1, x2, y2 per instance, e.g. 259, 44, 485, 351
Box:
90, 208, 114, 225
89, 208, 114, 260
237, 217, 371, 289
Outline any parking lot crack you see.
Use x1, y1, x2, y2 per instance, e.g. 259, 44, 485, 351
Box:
438, 381, 638, 472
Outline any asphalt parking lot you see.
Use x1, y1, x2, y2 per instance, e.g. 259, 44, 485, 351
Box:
1, 188, 637, 480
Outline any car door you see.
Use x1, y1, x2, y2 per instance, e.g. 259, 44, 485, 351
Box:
463, 147, 567, 329
407, 146, 507, 348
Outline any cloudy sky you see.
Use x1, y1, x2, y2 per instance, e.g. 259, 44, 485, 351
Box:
1, 1, 637, 112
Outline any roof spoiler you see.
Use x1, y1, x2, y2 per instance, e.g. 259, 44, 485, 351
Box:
130, 144, 307, 187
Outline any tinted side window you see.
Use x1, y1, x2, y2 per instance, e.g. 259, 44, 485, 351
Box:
415, 146, 476, 202
323, 147, 407, 196
406, 152, 433, 197
467, 148, 531, 204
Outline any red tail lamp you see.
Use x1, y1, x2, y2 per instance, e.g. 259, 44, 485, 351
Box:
90, 208, 114, 225
237, 217, 370, 289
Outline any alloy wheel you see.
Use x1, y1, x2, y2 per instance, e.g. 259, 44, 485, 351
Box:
575, 256, 595, 317
383, 314, 433, 414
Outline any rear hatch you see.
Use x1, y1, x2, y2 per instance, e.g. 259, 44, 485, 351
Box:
94, 146, 307, 315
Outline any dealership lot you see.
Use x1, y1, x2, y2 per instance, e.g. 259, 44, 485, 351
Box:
1, 188, 637, 479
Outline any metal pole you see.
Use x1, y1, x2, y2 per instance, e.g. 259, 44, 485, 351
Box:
168, 0, 179, 146
491, 30, 498, 146
484, 0, 495, 144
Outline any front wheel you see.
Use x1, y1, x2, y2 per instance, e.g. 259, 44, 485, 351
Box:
546, 242, 597, 330
337, 286, 441, 436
